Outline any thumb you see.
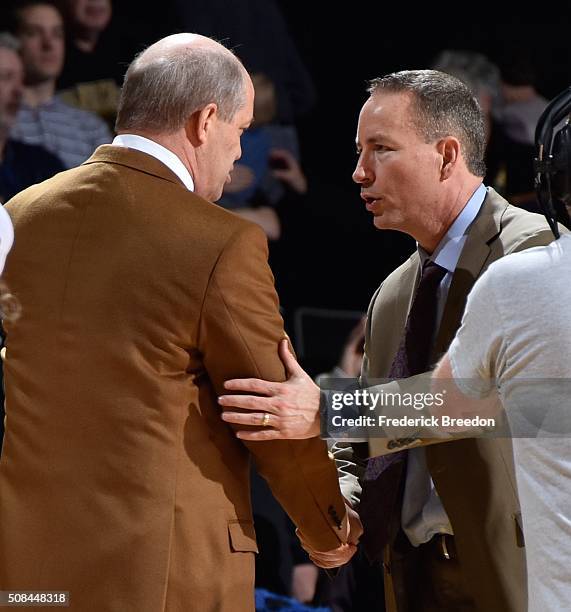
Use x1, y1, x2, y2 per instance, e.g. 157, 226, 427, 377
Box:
278, 338, 304, 378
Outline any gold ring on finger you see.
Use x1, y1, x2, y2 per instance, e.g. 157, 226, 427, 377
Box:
261, 413, 270, 427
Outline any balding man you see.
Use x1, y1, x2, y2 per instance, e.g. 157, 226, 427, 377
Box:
0, 34, 358, 612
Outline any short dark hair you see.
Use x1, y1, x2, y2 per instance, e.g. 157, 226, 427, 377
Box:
368, 69, 487, 177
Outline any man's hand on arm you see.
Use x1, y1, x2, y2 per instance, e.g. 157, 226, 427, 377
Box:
219, 339, 322, 440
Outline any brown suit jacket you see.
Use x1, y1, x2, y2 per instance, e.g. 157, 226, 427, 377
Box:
0, 146, 346, 612
336, 189, 561, 612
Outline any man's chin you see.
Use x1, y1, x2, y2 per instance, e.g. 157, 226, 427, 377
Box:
372, 215, 387, 230
373, 215, 405, 233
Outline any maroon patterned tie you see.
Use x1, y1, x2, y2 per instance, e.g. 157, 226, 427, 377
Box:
359, 260, 447, 562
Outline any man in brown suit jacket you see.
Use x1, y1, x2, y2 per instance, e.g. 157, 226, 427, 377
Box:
0, 34, 360, 612
219, 70, 561, 610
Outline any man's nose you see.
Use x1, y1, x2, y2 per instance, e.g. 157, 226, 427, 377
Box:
41, 33, 54, 50
352, 158, 372, 185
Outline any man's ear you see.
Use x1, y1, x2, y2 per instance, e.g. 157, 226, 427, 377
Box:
185, 103, 218, 146
437, 136, 461, 180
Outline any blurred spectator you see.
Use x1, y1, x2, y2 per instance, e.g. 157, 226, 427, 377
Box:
221, 72, 308, 241
221, 74, 277, 207
430, 49, 570, 228
170, 0, 315, 200
431, 49, 503, 187
8, 0, 112, 168
431, 49, 500, 144
57, 0, 136, 127
0, 31, 63, 204
498, 50, 548, 150
493, 49, 549, 209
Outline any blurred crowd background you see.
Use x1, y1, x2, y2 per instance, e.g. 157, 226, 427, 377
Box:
1, 3, 569, 376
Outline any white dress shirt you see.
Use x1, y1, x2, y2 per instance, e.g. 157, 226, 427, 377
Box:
112, 134, 195, 192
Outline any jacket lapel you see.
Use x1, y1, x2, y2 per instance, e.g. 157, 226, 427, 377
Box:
370, 253, 421, 378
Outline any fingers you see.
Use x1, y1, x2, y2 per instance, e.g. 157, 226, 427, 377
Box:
298, 528, 359, 568
218, 394, 277, 412
235, 428, 285, 441
269, 148, 294, 163
221, 409, 275, 426
223, 377, 278, 395
278, 338, 304, 377
346, 506, 364, 544
220, 409, 286, 440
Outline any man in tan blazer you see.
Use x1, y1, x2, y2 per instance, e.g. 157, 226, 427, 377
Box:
0, 34, 360, 612
219, 71, 561, 610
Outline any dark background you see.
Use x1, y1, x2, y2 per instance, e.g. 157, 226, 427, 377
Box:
220, 15, 571, 373
272, 17, 571, 305
3, 4, 570, 372
102, 9, 571, 317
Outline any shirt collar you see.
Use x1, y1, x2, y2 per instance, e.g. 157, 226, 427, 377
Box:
418, 183, 487, 272
112, 134, 195, 192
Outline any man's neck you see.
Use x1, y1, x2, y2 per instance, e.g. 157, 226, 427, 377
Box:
417, 224, 450, 255
417, 178, 483, 254
23, 80, 56, 108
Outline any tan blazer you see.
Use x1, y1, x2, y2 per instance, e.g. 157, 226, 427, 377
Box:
337, 189, 561, 612
0, 146, 346, 612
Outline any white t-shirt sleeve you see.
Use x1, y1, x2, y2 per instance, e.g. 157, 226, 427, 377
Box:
448, 267, 507, 398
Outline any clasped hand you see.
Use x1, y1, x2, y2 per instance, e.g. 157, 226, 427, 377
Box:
297, 503, 363, 568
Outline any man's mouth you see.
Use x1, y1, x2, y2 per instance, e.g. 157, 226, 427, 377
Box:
361, 194, 381, 211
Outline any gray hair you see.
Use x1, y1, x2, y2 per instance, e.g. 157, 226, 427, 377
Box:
0, 32, 21, 53
115, 44, 247, 133
368, 69, 487, 177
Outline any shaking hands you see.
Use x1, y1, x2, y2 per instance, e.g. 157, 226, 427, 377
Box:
297, 503, 363, 569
